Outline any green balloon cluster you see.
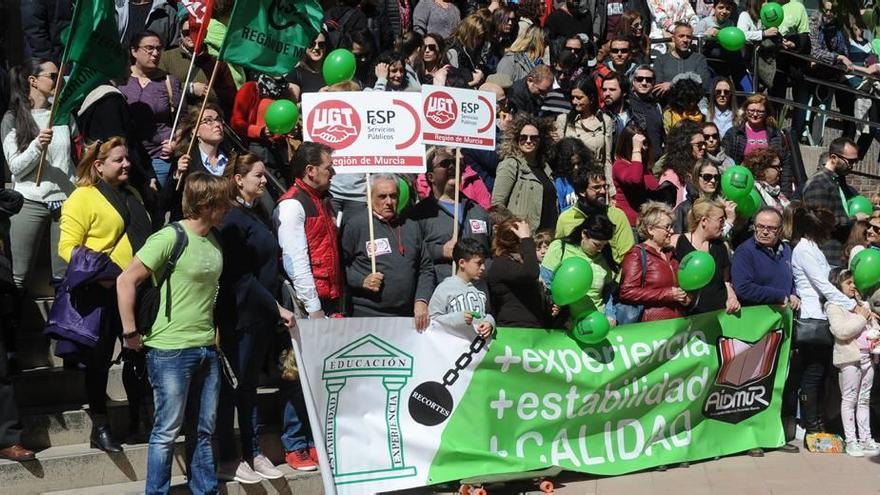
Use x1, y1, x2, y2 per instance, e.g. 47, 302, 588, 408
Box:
852, 248, 880, 293
678, 250, 716, 292
264, 99, 299, 134
551, 257, 594, 306
760, 2, 785, 28
721, 165, 755, 202
847, 195, 873, 217
323, 49, 357, 86
572, 311, 610, 345
717, 26, 746, 51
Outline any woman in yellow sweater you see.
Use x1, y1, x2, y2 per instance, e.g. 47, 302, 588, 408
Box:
58, 137, 152, 452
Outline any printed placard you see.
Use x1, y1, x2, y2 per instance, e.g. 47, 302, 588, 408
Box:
421, 85, 496, 150
303, 92, 425, 174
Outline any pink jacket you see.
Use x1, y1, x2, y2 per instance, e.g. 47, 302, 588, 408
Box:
415, 165, 492, 209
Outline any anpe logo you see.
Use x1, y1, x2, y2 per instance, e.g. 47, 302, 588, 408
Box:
307, 100, 361, 149
424, 91, 458, 129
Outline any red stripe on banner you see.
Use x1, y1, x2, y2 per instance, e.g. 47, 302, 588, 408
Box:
423, 133, 494, 146
332, 156, 424, 167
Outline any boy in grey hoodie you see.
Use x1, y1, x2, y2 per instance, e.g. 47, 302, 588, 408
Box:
427, 238, 495, 338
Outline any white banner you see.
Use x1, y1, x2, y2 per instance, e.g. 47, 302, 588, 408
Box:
421, 85, 496, 150
291, 318, 487, 495
302, 92, 426, 174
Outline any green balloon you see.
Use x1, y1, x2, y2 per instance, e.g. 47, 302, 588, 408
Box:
717, 26, 746, 51
721, 165, 755, 202
322, 48, 357, 85
760, 2, 784, 28
678, 250, 716, 292
551, 257, 594, 306
873, 39, 880, 57
572, 311, 610, 344
853, 248, 880, 293
736, 188, 762, 219
264, 99, 299, 134
396, 178, 411, 214
848, 195, 873, 217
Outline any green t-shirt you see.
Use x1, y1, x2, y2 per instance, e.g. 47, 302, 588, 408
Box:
136, 223, 223, 350
780, 1, 809, 36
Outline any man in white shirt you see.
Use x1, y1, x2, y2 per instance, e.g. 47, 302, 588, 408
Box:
274, 142, 342, 318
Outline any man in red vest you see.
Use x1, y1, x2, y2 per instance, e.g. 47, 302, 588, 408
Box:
274, 142, 343, 318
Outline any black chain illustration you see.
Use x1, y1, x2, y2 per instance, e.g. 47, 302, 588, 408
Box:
442, 336, 487, 386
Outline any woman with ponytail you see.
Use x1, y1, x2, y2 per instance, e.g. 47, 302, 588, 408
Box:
2, 59, 75, 290
55, 137, 153, 453
214, 154, 296, 482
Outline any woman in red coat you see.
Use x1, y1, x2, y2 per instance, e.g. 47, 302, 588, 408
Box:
618, 201, 691, 322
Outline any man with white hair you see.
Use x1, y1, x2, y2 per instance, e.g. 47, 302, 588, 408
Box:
341, 174, 435, 330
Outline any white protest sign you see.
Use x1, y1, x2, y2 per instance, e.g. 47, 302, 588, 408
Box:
302, 92, 425, 174
421, 85, 496, 150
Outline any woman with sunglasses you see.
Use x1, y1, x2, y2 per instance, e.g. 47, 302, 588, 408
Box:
671, 198, 741, 315
654, 120, 705, 208
289, 31, 328, 94
743, 147, 789, 212
671, 161, 737, 235
702, 122, 734, 172
119, 31, 182, 189
2, 60, 74, 293
492, 115, 557, 231
495, 25, 546, 84
420, 33, 449, 85
555, 77, 613, 187
707, 77, 737, 139
843, 220, 876, 269
486, 6, 519, 71
721, 94, 794, 195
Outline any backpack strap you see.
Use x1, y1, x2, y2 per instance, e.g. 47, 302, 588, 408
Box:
158, 222, 189, 320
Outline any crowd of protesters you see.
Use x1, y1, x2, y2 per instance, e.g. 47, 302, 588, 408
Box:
4, 0, 880, 492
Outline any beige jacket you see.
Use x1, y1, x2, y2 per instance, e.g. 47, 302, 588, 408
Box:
555, 113, 615, 196
826, 301, 869, 367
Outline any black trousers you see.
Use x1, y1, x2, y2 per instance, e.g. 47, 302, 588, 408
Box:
0, 319, 22, 447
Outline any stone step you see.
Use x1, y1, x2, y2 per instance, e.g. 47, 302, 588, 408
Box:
19, 387, 286, 449
13, 330, 64, 372
41, 469, 324, 495
12, 364, 127, 408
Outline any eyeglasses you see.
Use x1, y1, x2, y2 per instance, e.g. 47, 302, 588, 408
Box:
138, 45, 162, 54
699, 173, 720, 182
38, 72, 58, 82
869, 224, 880, 233
715, 89, 731, 96
691, 140, 707, 149
703, 132, 719, 140
505, 16, 517, 23
433, 158, 454, 169
565, 46, 583, 54
766, 163, 782, 170
588, 183, 608, 192
755, 224, 780, 232
653, 223, 674, 232
746, 108, 766, 115
310, 40, 326, 50
518, 134, 540, 144
834, 153, 859, 166
634, 76, 654, 83
200, 116, 222, 126
610, 48, 630, 54
424, 44, 438, 52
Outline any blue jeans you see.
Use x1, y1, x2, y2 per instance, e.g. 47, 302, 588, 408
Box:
151, 158, 171, 188
216, 326, 270, 462
145, 346, 220, 495
280, 378, 314, 452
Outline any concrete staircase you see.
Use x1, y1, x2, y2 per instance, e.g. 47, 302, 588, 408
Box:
1, 296, 324, 494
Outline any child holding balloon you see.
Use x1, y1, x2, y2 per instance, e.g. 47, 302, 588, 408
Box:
427, 238, 495, 339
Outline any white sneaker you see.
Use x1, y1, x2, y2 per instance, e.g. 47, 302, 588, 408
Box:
846, 441, 865, 457
217, 460, 263, 484
860, 439, 880, 456
252, 454, 285, 480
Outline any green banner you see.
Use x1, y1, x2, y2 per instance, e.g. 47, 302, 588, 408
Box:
427, 306, 791, 483
219, 0, 323, 77
52, 0, 128, 125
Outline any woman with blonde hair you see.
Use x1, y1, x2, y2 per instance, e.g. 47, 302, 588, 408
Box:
446, 14, 490, 86
54, 137, 153, 453
671, 197, 741, 315
495, 25, 546, 82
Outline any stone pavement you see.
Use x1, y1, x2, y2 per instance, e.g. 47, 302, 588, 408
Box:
423, 450, 880, 495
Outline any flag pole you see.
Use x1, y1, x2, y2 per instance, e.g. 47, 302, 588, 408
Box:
451, 148, 461, 274
35, 60, 67, 187
176, 59, 221, 191
168, 48, 200, 146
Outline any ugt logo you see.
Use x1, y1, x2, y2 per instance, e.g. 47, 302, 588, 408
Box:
424, 91, 458, 129
702, 330, 783, 424
322, 334, 417, 484
268, 0, 305, 29
307, 100, 361, 149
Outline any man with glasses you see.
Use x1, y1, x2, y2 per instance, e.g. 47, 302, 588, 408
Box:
653, 22, 711, 95
731, 207, 802, 455
597, 36, 638, 80
628, 65, 665, 156
802, 137, 864, 267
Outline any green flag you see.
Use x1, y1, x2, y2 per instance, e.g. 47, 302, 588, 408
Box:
219, 0, 323, 77
52, 0, 128, 125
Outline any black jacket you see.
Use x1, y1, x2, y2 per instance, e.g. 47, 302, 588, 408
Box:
21, 0, 73, 62
509, 78, 545, 117
628, 91, 665, 156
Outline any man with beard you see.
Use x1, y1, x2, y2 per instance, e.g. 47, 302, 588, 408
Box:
555, 166, 634, 265
627, 65, 664, 156
545, 0, 593, 41
599, 71, 629, 138
653, 22, 711, 94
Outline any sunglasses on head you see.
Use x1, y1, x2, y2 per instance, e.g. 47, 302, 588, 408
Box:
700, 173, 720, 182
518, 134, 540, 144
